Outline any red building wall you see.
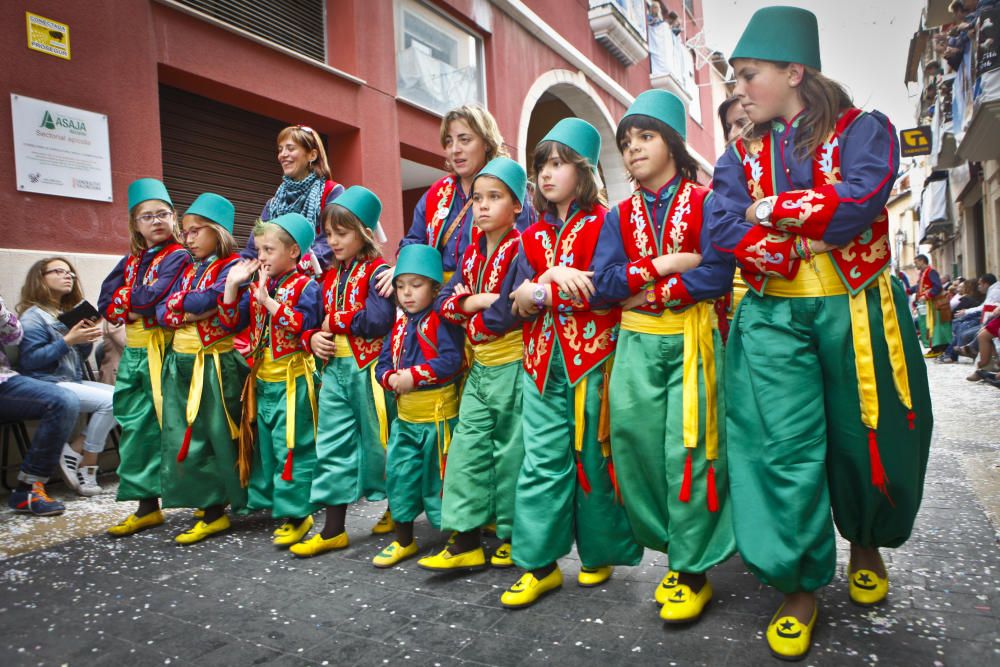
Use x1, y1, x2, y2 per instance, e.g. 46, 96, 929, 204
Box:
1, 0, 718, 259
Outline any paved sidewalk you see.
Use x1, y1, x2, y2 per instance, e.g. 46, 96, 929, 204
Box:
1, 360, 998, 666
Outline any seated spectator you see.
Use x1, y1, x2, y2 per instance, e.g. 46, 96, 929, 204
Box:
942, 278, 985, 363
0, 295, 76, 516
968, 307, 1000, 381
17, 258, 116, 496
954, 273, 999, 356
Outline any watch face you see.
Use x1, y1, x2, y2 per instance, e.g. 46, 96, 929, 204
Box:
756, 201, 772, 221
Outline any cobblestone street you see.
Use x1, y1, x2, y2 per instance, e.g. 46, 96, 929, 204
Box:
1, 359, 998, 666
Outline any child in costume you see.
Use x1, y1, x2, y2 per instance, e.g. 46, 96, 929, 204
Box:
592, 90, 736, 623
711, 6, 932, 659
220, 212, 322, 549
100, 178, 191, 537
418, 157, 528, 573
293, 187, 396, 557
372, 245, 464, 568
502, 118, 643, 609
158, 193, 248, 544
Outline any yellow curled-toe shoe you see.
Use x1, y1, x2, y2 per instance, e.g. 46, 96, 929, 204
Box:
577, 566, 613, 587
418, 547, 486, 572
849, 569, 888, 606
500, 568, 563, 609
490, 542, 513, 568
654, 570, 681, 604
373, 540, 420, 568
371, 510, 394, 535
290, 531, 349, 557
175, 516, 230, 545
659, 580, 713, 623
272, 515, 313, 547
766, 604, 818, 661
107, 511, 165, 537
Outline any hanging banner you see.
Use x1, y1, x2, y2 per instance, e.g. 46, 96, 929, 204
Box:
11, 94, 113, 203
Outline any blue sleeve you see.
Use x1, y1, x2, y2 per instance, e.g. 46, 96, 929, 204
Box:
590, 207, 633, 302
375, 330, 394, 381
825, 111, 900, 246
400, 191, 431, 253
183, 261, 234, 315
298, 281, 322, 332
132, 251, 192, 315
434, 268, 465, 311
678, 193, 738, 302
350, 266, 397, 339
426, 320, 464, 380
97, 255, 128, 314
515, 203, 536, 233
479, 261, 524, 333
706, 147, 754, 253
17, 312, 69, 373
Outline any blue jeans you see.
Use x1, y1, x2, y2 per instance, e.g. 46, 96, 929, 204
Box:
0, 375, 80, 483
946, 314, 982, 360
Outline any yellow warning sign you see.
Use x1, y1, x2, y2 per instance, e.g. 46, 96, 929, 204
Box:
899, 126, 931, 157
26, 12, 70, 61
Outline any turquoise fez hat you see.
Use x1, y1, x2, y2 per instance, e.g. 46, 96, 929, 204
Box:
330, 186, 382, 231
730, 6, 822, 71
128, 178, 172, 212
621, 89, 687, 140
540, 118, 601, 169
185, 193, 235, 234
474, 157, 528, 206
271, 212, 315, 253
395, 244, 444, 285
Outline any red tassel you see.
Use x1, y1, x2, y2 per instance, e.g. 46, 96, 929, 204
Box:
608, 459, 621, 504
907, 410, 916, 430
439, 457, 447, 498
575, 453, 592, 494
867, 430, 894, 506
281, 448, 294, 482
706, 463, 719, 513
679, 452, 692, 503
177, 425, 193, 462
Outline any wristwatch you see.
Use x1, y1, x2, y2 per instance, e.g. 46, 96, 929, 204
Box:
754, 198, 773, 224
531, 284, 547, 308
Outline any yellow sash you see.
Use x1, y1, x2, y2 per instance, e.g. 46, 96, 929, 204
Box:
621, 302, 719, 461
397, 384, 460, 475
172, 326, 239, 439
257, 349, 318, 450
333, 334, 353, 358
730, 274, 750, 318
442, 270, 455, 284
472, 331, 523, 367
125, 321, 171, 426
763, 253, 913, 430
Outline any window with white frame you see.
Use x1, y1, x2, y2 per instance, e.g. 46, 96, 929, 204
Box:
395, 0, 485, 116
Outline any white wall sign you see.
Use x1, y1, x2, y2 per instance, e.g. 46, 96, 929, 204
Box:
11, 93, 113, 202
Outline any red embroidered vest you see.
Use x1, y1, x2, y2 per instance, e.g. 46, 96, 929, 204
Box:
616, 179, 710, 313
249, 271, 313, 360
389, 310, 448, 387
734, 108, 890, 296
321, 258, 388, 369
454, 229, 521, 344
425, 175, 460, 249
520, 206, 618, 392
118, 242, 187, 328
174, 255, 239, 346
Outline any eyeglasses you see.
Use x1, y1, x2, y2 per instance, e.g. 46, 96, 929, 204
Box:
296, 124, 315, 135
135, 210, 174, 224
181, 226, 207, 240
44, 268, 76, 279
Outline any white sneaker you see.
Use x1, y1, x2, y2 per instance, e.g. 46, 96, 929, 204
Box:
76, 465, 103, 496
58, 444, 83, 494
